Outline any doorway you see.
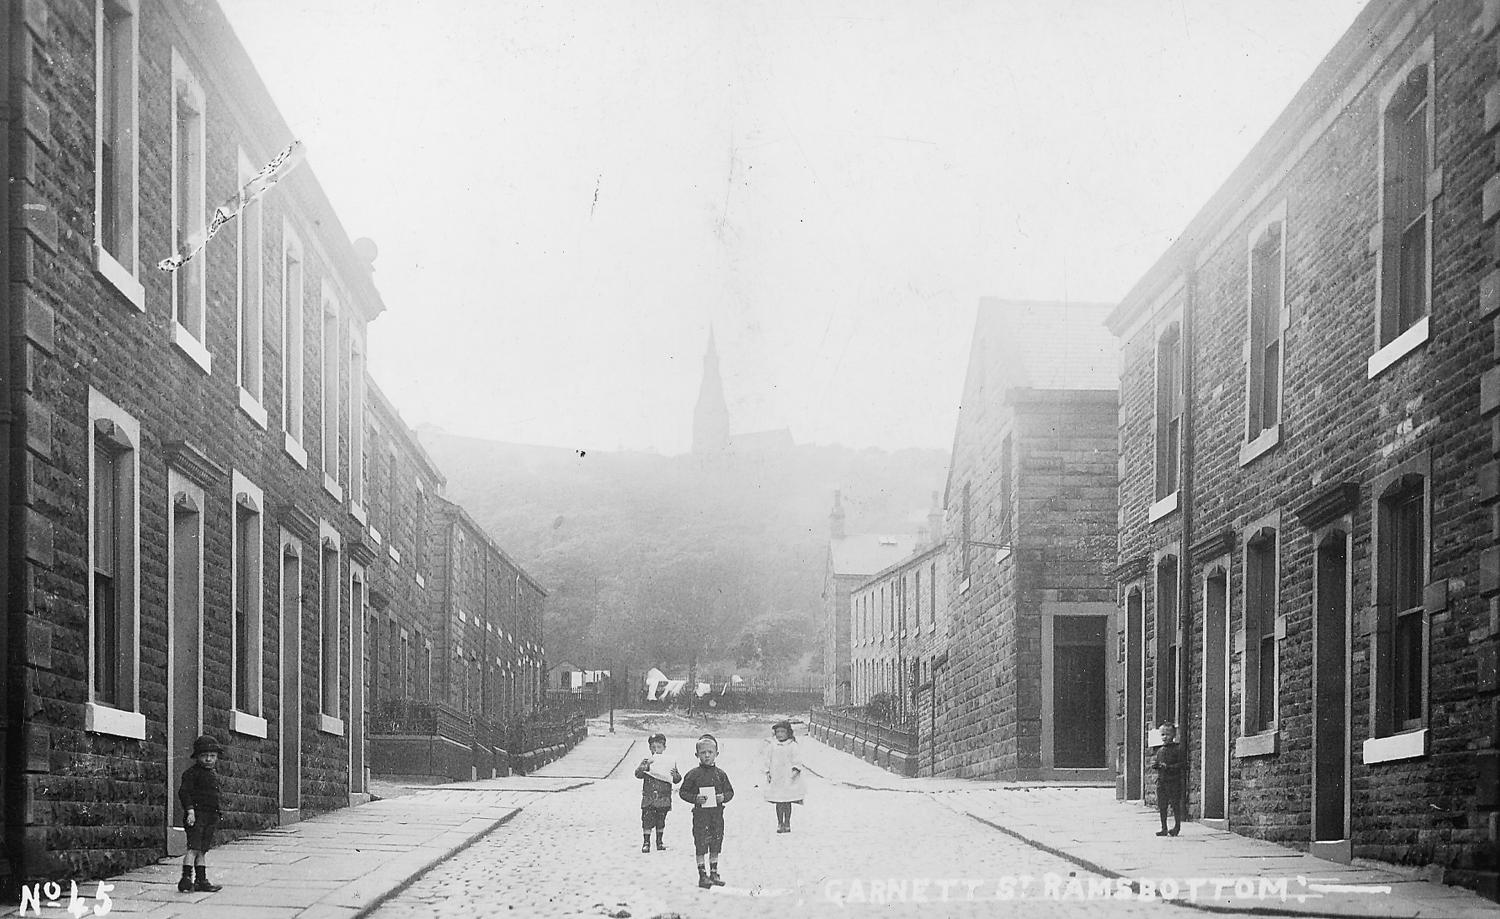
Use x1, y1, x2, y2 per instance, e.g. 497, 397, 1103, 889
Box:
1125, 588, 1143, 799
1053, 616, 1108, 767
166, 483, 203, 856
279, 538, 302, 821
1312, 531, 1351, 861
1201, 566, 1229, 823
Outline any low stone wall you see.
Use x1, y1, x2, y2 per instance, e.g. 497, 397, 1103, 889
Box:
510, 716, 589, 774
371, 712, 588, 781
808, 709, 918, 778
371, 735, 487, 782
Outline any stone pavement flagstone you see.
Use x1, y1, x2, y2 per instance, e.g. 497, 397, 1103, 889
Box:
796, 734, 1499, 918
370, 734, 1151, 919
71, 729, 1500, 919
77, 735, 637, 919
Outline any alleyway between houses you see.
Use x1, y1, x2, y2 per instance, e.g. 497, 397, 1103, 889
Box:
82, 714, 1497, 919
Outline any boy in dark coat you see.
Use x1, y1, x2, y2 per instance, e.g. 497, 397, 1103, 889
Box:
634, 732, 681, 852
679, 737, 735, 888
1151, 722, 1185, 837
177, 734, 225, 892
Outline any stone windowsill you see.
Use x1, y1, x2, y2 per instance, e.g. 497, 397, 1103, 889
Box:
318, 714, 345, 737
96, 246, 146, 311
1362, 728, 1427, 765
172, 323, 213, 375
1234, 730, 1279, 759
1148, 491, 1179, 523
239, 389, 268, 430
1238, 424, 1280, 467
1366, 315, 1430, 379
230, 709, 268, 738
86, 701, 147, 740
284, 433, 308, 469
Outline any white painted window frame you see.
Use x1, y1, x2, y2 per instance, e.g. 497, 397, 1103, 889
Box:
94, 0, 143, 309
1241, 202, 1288, 466
1368, 35, 1437, 379
86, 388, 145, 739
169, 49, 210, 373
236, 150, 267, 427
321, 283, 342, 499
281, 222, 308, 464
230, 471, 267, 736
1238, 516, 1282, 751
318, 521, 344, 733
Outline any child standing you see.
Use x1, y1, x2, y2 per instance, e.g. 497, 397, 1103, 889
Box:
634, 732, 681, 852
762, 720, 806, 833
679, 737, 735, 889
177, 734, 224, 893
1150, 722, 1185, 837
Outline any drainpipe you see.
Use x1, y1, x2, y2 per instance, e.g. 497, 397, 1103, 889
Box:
1177, 263, 1199, 812
1, 0, 23, 895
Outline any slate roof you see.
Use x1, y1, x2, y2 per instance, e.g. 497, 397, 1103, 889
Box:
974, 298, 1117, 393
830, 533, 921, 578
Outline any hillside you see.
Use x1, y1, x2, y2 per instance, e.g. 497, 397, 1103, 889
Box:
416, 428, 949, 680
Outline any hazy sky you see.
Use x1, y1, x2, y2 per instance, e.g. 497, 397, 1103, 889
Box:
217, 0, 1368, 455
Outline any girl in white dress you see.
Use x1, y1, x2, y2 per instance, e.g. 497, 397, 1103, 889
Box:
762, 720, 807, 833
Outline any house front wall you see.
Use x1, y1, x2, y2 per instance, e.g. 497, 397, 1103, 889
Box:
1112, 0, 1497, 889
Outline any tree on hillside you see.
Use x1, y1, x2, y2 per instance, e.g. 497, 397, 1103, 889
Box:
732, 613, 812, 679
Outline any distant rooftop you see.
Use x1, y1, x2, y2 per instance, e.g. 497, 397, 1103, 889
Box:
831, 533, 921, 577
974, 298, 1117, 393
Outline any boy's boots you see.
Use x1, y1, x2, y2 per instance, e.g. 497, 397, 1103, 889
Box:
192, 866, 222, 892
178, 867, 193, 893
655, 831, 667, 851
641, 834, 651, 853
709, 870, 725, 887
698, 868, 713, 889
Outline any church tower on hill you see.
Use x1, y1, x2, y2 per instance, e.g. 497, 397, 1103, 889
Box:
692, 329, 730, 454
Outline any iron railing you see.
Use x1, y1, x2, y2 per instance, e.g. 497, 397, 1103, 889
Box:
810, 706, 918, 754
370, 699, 584, 755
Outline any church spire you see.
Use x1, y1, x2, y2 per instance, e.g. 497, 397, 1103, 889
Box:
692, 328, 730, 454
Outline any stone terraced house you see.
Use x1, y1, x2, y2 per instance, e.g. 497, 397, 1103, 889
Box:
0, 0, 547, 886
1108, 0, 1500, 898
934, 299, 1118, 782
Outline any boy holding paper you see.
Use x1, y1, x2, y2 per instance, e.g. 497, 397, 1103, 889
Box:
634, 732, 682, 852
679, 736, 735, 888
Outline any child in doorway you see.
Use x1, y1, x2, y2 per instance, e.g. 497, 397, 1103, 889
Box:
177, 734, 225, 892
1151, 721, 1185, 837
634, 732, 682, 852
679, 737, 735, 888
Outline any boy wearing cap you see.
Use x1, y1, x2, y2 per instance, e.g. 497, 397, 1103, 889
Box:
679, 737, 735, 888
177, 734, 225, 892
634, 732, 682, 852
1150, 722, 1185, 837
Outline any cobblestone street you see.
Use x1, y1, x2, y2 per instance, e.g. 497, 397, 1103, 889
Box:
372, 732, 1263, 919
